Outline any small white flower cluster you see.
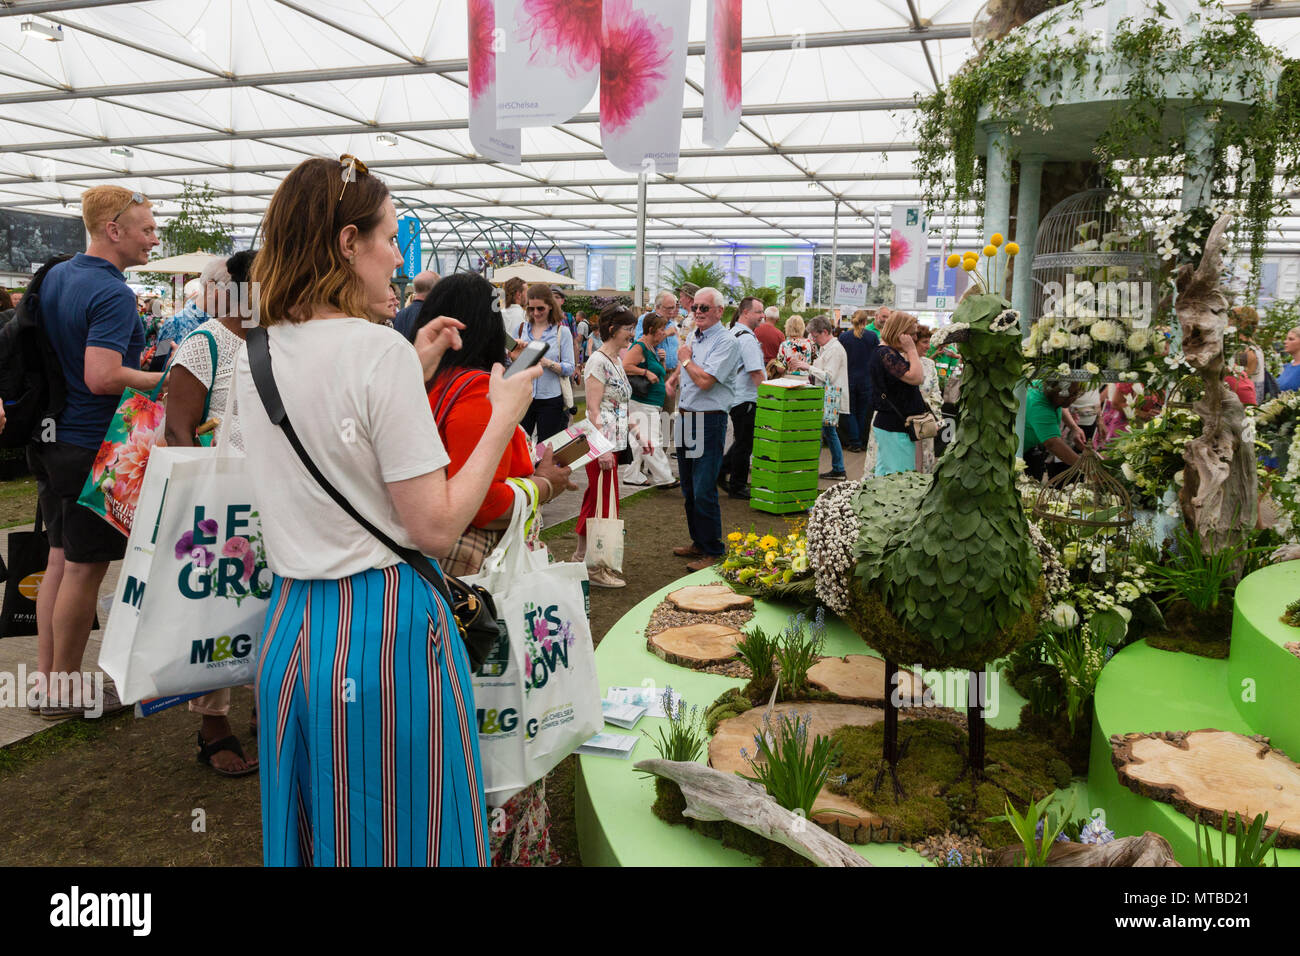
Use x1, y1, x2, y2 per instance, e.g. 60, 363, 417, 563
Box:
806, 479, 864, 615
1027, 519, 1070, 618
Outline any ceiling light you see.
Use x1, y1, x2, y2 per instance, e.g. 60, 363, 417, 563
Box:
376, 133, 398, 147
21, 18, 64, 41
110, 147, 133, 158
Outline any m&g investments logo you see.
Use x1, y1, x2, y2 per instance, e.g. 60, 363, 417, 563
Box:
190, 632, 254, 669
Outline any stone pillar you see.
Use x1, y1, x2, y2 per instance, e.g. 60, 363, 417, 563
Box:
1012, 153, 1046, 333
983, 123, 1013, 248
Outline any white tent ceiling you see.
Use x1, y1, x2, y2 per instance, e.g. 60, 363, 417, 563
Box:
1, 0, 1299, 254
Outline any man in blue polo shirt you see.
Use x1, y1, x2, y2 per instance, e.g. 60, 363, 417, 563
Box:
718, 295, 767, 499
669, 286, 741, 570
28, 185, 162, 717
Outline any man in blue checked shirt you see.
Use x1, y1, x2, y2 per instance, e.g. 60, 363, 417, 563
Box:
667, 286, 742, 571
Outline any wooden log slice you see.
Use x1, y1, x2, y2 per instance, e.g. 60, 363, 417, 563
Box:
708, 701, 886, 838
807, 655, 931, 706
666, 584, 754, 613
1111, 729, 1300, 848
648, 623, 744, 667
1285, 641, 1300, 660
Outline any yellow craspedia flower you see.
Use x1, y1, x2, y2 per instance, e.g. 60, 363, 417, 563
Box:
983, 244, 997, 257
990, 233, 1004, 246
946, 253, 961, 268
727, 531, 743, 543
1006, 241, 1020, 255
962, 258, 977, 271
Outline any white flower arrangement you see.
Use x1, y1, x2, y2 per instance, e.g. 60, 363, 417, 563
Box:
1089, 320, 1118, 343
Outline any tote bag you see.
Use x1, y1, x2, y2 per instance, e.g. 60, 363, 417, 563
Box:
0, 507, 48, 638
585, 470, 624, 575
97, 432, 272, 703
76, 331, 218, 536
467, 482, 602, 804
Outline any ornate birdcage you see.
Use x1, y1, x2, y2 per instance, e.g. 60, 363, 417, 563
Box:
1032, 447, 1134, 587
1028, 188, 1160, 382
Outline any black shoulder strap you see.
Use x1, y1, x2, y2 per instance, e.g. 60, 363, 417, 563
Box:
245, 326, 453, 606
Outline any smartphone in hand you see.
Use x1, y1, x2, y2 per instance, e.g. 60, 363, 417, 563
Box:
504, 340, 549, 379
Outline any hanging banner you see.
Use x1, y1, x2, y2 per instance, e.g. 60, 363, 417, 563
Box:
888, 203, 928, 296
496, 0, 603, 128
871, 207, 881, 287
600, 0, 690, 174
469, 0, 521, 163
398, 216, 422, 279
702, 0, 743, 147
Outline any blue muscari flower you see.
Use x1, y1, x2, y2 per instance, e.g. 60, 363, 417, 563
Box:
945, 847, 963, 867
1104, 646, 1114, 662
1079, 818, 1115, 845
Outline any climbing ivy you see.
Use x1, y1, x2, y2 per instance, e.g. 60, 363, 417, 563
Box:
914, 0, 1300, 300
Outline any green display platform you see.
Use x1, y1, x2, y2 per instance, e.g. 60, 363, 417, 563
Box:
1087, 580, 1300, 865
576, 568, 1030, 866
1228, 562, 1300, 761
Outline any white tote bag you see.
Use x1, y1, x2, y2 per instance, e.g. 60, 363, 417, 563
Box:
467, 483, 602, 804
585, 470, 625, 575
98, 440, 272, 703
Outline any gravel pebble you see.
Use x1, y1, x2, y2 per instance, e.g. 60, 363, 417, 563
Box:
912, 831, 991, 867
644, 602, 755, 640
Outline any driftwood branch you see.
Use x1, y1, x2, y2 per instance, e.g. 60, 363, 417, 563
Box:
635, 758, 871, 867
992, 832, 1181, 867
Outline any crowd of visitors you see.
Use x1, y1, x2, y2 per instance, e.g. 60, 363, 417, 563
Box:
14, 152, 1254, 869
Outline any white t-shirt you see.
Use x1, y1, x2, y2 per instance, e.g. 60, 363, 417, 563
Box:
232, 318, 449, 580
502, 303, 525, 339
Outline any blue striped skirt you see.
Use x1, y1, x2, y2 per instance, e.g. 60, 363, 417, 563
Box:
256, 563, 488, 867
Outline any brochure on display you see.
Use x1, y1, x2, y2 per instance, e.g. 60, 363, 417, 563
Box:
575, 732, 639, 759
601, 699, 647, 729
605, 685, 681, 720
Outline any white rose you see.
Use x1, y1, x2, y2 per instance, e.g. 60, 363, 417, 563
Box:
1174, 469, 1184, 485
1048, 329, 1070, 349
1050, 603, 1079, 630
1091, 320, 1117, 343
1084, 362, 1101, 375
1126, 330, 1150, 351
1057, 363, 1071, 376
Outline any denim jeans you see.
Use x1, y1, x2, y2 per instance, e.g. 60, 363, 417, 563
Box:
675, 411, 727, 556
823, 422, 845, 474
719, 401, 756, 493
843, 381, 872, 446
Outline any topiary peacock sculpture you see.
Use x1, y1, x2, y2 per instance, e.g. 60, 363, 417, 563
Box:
808, 239, 1044, 793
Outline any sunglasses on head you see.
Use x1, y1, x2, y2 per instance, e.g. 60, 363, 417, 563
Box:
110, 191, 145, 223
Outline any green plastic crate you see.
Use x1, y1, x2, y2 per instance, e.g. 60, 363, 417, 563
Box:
749, 454, 821, 474
750, 486, 819, 514
751, 466, 819, 493
757, 382, 823, 402
753, 437, 821, 462
754, 425, 821, 444
755, 405, 824, 429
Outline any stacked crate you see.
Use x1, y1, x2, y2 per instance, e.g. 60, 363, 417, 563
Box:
750, 380, 824, 514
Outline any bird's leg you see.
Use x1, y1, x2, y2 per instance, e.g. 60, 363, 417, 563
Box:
872, 660, 906, 800
966, 669, 987, 777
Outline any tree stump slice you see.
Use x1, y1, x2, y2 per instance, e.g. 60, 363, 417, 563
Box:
1285, 641, 1300, 660
992, 832, 1181, 867
1110, 729, 1300, 848
648, 623, 743, 667
666, 584, 754, 613
708, 701, 886, 838
807, 654, 931, 706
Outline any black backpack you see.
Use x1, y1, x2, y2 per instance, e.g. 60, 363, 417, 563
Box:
0, 254, 73, 449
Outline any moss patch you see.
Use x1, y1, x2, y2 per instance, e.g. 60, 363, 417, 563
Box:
1017, 707, 1091, 777
826, 718, 1072, 845
1144, 600, 1233, 659
651, 777, 688, 825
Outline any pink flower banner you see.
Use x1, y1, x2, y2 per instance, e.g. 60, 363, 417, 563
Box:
599, 0, 691, 174
889, 203, 929, 300
495, 0, 602, 128
468, 0, 521, 163
702, 0, 742, 148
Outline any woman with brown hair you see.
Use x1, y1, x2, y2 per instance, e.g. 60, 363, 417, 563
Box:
513, 282, 576, 443
233, 156, 541, 866
869, 310, 928, 476
576, 304, 642, 588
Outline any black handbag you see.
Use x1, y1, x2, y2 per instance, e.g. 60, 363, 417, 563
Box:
246, 327, 502, 672
0, 507, 49, 638
629, 373, 653, 400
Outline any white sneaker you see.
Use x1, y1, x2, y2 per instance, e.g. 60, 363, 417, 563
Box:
589, 567, 627, 589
